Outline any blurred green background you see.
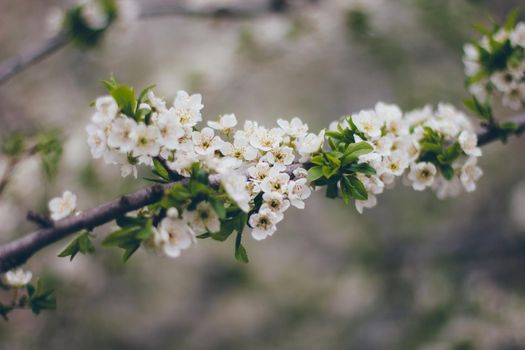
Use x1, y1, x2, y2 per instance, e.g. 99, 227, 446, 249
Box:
2, 0, 525, 349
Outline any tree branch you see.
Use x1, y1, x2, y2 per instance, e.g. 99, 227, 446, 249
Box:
0, 0, 293, 85
0, 33, 68, 85
477, 113, 525, 146
0, 114, 524, 273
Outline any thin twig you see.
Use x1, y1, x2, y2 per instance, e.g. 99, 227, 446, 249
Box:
0, 1, 292, 85
477, 113, 525, 146
0, 33, 68, 85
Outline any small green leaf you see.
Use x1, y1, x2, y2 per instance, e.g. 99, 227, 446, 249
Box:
342, 142, 373, 164
500, 121, 519, 132
347, 176, 368, 201
104, 81, 137, 117
211, 219, 235, 241
235, 242, 249, 264
346, 163, 376, 176
1, 131, 25, 156
136, 84, 156, 109
325, 152, 341, 167
210, 197, 227, 220
326, 181, 339, 199
58, 231, 95, 261
307, 166, 324, 182
27, 280, 56, 315
340, 176, 351, 205
153, 158, 170, 181
504, 8, 520, 31
440, 164, 454, 180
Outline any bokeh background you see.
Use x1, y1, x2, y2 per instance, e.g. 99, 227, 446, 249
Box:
2, 0, 525, 349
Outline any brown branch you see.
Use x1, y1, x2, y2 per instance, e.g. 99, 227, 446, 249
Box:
140, 0, 289, 19
477, 113, 525, 146
0, 33, 68, 85
0, 1, 293, 85
0, 113, 524, 273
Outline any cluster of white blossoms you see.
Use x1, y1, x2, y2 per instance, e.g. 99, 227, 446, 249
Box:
463, 22, 525, 110
329, 103, 483, 213
85, 83, 486, 259
86, 90, 323, 257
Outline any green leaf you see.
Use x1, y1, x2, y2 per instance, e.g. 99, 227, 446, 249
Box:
102, 226, 138, 247
346, 163, 376, 176
438, 142, 462, 164
27, 280, 56, 315
326, 181, 339, 199
500, 121, 519, 132
152, 158, 170, 181
122, 244, 140, 262
104, 81, 137, 117
0, 302, 12, 321
463, 97, 493, 123
340, 176, 352, 205
325, 152, 341, 167
342, 142, 373, 164
310, 155, 326, 166
440, 164, 454, 180
1, 131, 25, 156
58, 231, 95, 261
211, 219, 235, 241
307, 166, 324, 182
209, 197, 227, 220
36, 130, 63, 179
234, 242, 249, 264
325, 130, 343, 140
504, 8, 520, 31
347, 176, 368, 201
136, 84, 156, 109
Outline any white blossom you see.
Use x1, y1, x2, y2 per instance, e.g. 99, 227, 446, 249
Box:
458, 131, 482, 157
192, 127, 222, 156
134, 124, 161, 157
220, 137, 258, 161
154, 216, 194, 258
208, 113, 237, 131
183, 201, 221, 235
49, 191, 77, 221
296, 130, 325, 156
3, 268, 32, 288
287, 178, 312, 209
250, 127, 283, 152
86, 124, 107, 159
173, 91, 203, 127
502, 84, 525, 110
460, 157, 483, 192
511, 22, 525, 48
408, 162, 437, 191
352, 110, 382, 139
221, 172, 251, 212
107, 117, 137, 152
157, 110, 185, 150
93, 96, 118, 124
264, 146, 295, 166
261, 192, 289, 214
260, 168, 290, 194
491, 71, 517, 93
355, 195, 377, 214
277, 117, 309, 138
249, 209, 282, 241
